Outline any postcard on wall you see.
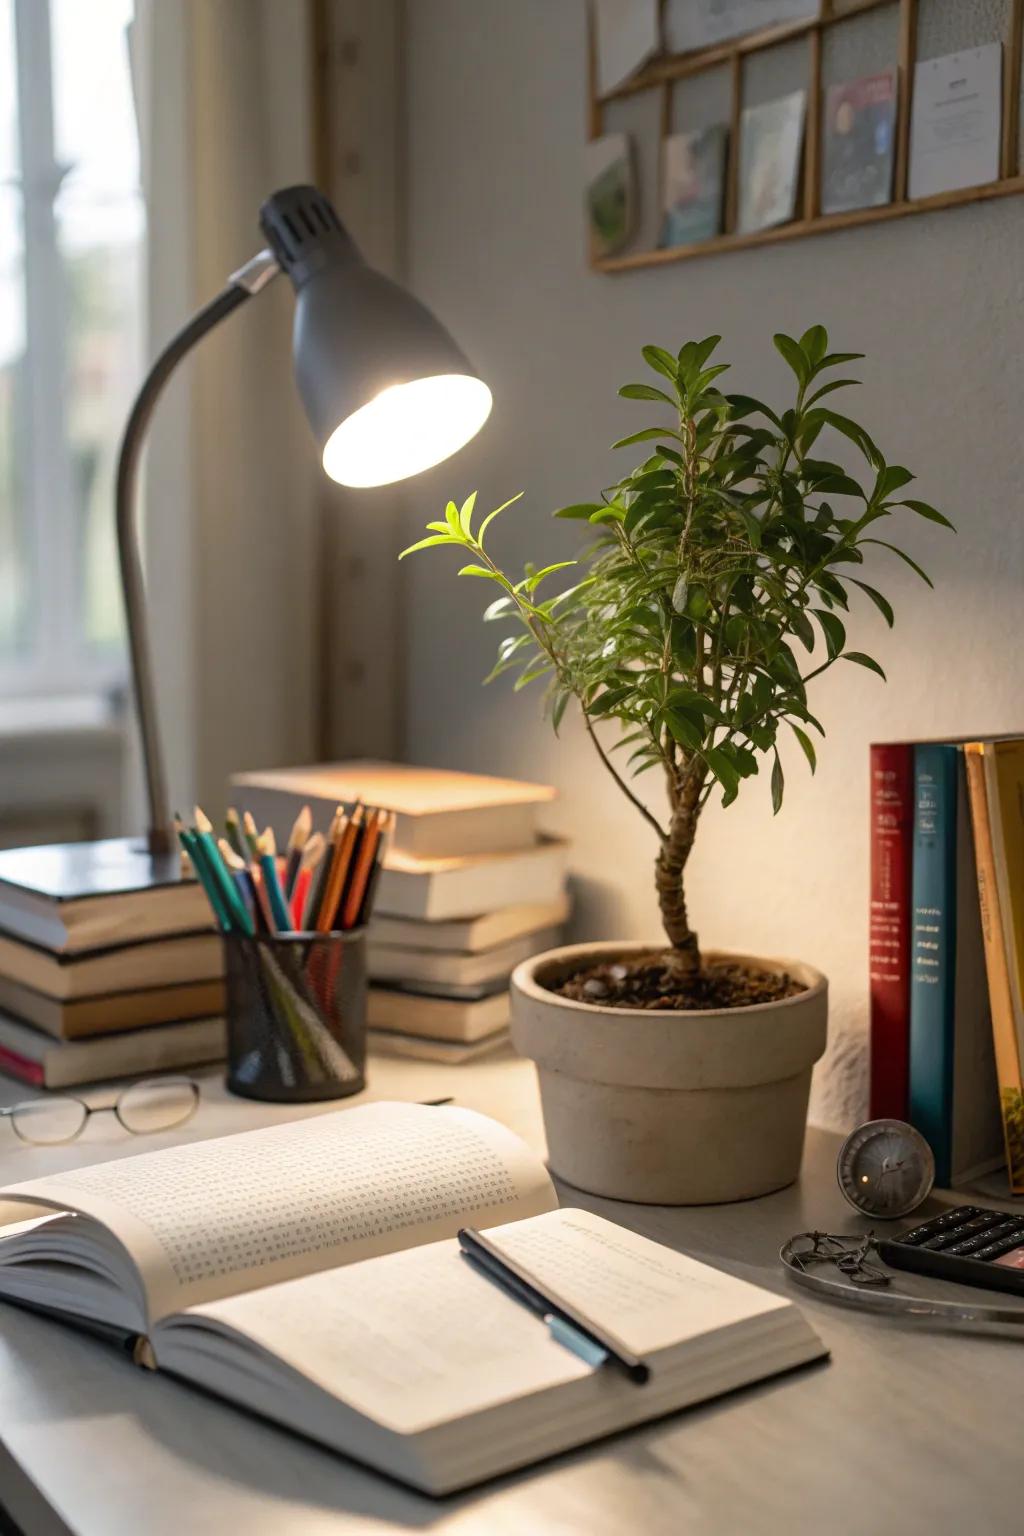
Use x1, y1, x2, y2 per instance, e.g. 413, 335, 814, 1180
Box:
738, 91, 806, 234
660, 127, 728, 247
821, 71, 897, 215
665, 0, 817, 54
593, 0, 660, 95
908, 43, 1002, 201
585, 133, 636, 257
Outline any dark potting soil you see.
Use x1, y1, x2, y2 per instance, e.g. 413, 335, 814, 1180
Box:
548, 954, 806, 1011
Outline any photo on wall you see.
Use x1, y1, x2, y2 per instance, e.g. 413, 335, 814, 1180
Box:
659, 126, 728, 247
585, 132, 637, 257
821, 71, 897, 215
737, 90, 806, 234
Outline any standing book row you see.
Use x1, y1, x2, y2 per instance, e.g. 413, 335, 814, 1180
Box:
869, 739, 1024, 1190
232, 762, 570, 1062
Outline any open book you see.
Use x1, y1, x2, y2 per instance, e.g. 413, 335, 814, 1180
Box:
0, 1103, 825, 1494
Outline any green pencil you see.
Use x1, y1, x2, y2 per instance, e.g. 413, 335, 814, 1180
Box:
194, 807, 255, 936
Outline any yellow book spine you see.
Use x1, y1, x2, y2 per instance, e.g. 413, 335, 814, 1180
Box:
964, 744, 1024, 1191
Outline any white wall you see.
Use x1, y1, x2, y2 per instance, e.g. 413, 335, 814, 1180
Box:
400, 0, 1024, 1130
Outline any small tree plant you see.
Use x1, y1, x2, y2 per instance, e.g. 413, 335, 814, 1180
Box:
401, 327, 951, 994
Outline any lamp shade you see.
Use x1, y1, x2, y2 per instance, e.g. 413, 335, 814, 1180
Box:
259, 186, 491, 487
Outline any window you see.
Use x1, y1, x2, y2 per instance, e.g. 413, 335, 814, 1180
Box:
0, 0, 143, 698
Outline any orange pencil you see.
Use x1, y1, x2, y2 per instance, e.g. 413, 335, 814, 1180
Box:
340, 808, 382, 930
304, 808, 343, 929
316, 803, 363, 932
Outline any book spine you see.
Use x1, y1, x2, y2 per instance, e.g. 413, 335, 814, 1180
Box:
909, 744, 958, 1186
869, 743, 914, 1119
0, 1042, 45, 1087
963, 746, 1024, 1192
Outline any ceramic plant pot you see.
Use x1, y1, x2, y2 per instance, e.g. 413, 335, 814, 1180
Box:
510, 942, 827, 1206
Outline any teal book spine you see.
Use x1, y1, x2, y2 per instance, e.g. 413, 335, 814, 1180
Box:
908, 743, 958, 1185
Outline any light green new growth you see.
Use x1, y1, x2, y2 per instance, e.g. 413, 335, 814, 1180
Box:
401, 327, 952, 974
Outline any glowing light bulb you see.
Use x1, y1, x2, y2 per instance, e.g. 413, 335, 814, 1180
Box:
322, 374, 492, 488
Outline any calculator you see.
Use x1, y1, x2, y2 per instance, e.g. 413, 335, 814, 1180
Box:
878, 1205, 1024, 1298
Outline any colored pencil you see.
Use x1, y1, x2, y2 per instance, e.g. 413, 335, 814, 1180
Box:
224, 807, 248, 862
356, 809, 394, 927
218, 838, 260, 928
317, 803, 363, 933
290, 832, 325, 927
194, 807, 255, 936
242, 810, 261, 860
283, 805, 313, 900
304, 808, 341, 928
257, 828, 293, 932
340, 808, 382, 930
175, 816, 231, 931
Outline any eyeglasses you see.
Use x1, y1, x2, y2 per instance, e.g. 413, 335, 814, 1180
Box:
0, 1076, 200, 1146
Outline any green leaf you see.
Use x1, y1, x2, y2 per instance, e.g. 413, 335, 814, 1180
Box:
671, 574, 688, 614
849, 578, 894, 626
805, 377, 859, 405
641, 345, 680, 385
790, 724, 817, 773
665, 709, 703, 751
445, 500, 462, 535
551, 691, 570, 733
819, 351, 864, 369
478, 491, 524, 543
425, 520, 451, 533
611, 427, 683, 449
771, 753, 785, 815
553, 502, 604, 520
843, 651, 887, 680
726, 394, 783, 430
900, 498, 955, 531
773, 333, 810, 385
814, 472, 866, 499
522, 560, 576, 593
482, 594, 515, 620
875, 465, 914, 501
799, 325, 828, 366
459, 491, 477, 537
863, 539, 934, 587
704, 746, 741, 803
398, 533, 459, 558
813, 608, 846, 658
619, 383, 675, 405
458, 564, 500, 580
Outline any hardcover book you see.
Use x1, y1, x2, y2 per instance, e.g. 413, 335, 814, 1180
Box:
0, 1103, 825, 1494
908, 744, 1002, 1186
0, 838, 210, 953
869, 743, 914, 1119
0, 1012, 225, 1089
231, 761, 556, 862
821, 70, 896, 215
963, 744, 1024, 1191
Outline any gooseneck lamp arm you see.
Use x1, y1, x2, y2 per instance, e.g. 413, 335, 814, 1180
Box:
115, 250, 281, 855
116, 184, 491, 858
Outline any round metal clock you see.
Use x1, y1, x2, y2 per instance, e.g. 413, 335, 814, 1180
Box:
837, 1119, 936, 1219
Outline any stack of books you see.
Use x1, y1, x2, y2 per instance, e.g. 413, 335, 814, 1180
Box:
0, 839, 225, 1088
232, 761, 570, 1062
869, 737, 1024, 1191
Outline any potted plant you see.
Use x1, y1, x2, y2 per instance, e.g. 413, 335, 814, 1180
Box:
401, 327, 949, 1204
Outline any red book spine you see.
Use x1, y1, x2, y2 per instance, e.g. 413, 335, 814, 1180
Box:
869, 742, 914, 1119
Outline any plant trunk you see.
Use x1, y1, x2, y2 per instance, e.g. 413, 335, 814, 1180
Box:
655, 771, 703, 978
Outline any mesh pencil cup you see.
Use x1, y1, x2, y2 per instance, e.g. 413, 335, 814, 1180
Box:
222, 930, 367, 1102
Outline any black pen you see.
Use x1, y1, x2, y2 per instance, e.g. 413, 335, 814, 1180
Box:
457, 1227, 649, 1385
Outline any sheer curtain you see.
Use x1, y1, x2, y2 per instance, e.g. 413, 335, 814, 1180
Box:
130, 0, 319, 825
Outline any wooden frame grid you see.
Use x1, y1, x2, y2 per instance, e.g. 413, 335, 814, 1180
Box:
589, 0, 1024, 272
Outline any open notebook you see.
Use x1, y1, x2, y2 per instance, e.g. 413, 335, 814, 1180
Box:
0, 1103, 826, 1494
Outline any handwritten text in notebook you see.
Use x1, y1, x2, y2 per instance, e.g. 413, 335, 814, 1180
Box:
57, 1111, 521, 1287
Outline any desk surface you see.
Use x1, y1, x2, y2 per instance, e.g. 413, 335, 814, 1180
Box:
0, 1051, 1018, 1536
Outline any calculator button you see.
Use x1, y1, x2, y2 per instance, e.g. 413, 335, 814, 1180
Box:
974, 1232, 1024, 1260
944, 1236, 996, 1255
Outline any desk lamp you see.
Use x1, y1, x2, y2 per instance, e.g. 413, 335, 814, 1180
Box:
118, 184, 491, 855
